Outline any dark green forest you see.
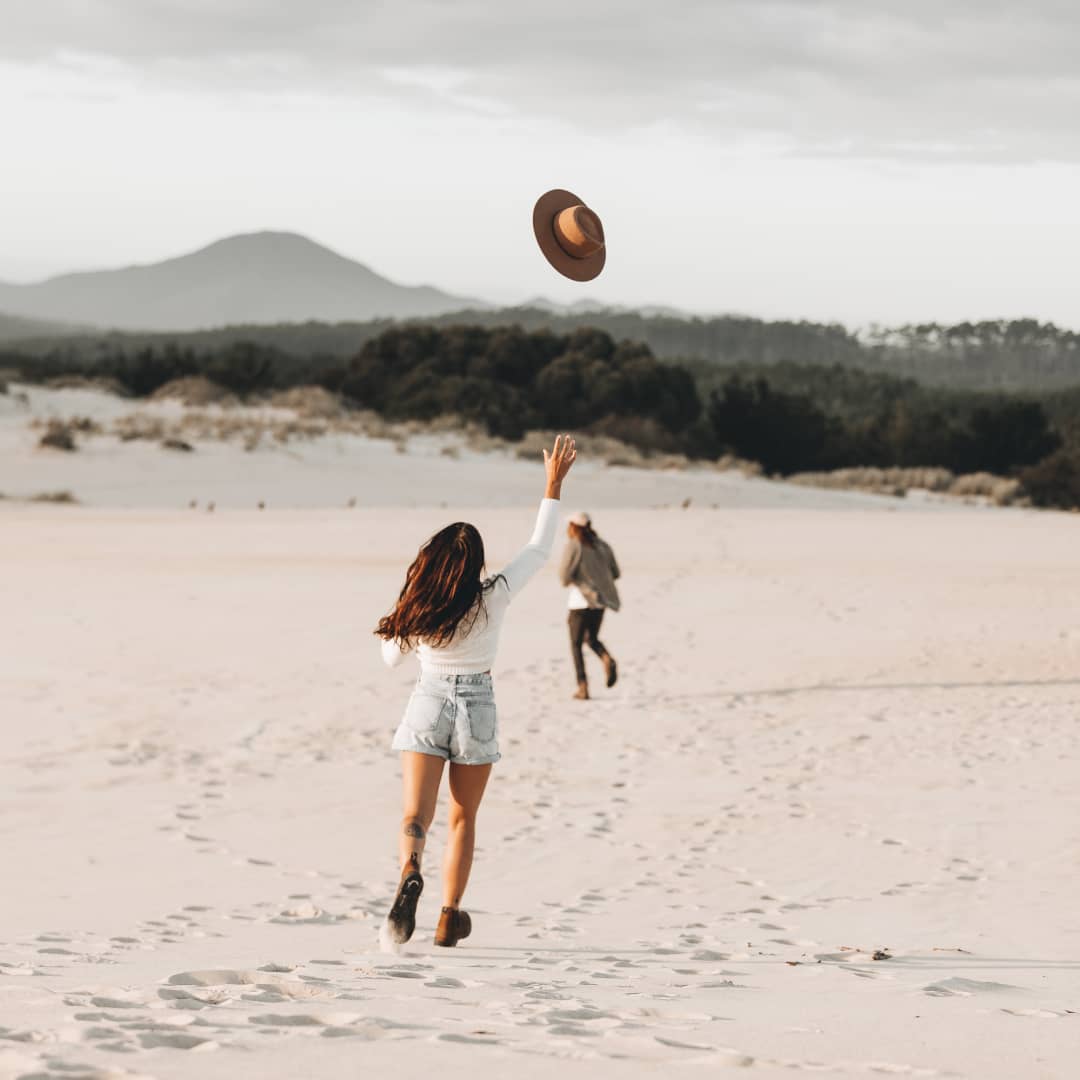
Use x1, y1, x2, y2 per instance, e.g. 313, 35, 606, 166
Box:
5, 320, 1080, 508
8, 309, 1080, 392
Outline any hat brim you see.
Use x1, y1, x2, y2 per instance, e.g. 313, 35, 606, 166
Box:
533, 188, 606, 283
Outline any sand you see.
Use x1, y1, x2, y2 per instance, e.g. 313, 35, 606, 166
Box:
2, 387, 1079, 1079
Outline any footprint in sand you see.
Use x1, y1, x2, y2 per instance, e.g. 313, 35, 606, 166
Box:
139, 1031, 217, 1050
1000, 1007, 1072, 1018
923, 977, 1022, 997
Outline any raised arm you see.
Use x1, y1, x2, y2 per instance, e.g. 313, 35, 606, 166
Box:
499, 434, 577, 597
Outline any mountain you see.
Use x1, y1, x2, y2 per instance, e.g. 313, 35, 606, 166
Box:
0, 232, 477, 333
0, 311, 91, 343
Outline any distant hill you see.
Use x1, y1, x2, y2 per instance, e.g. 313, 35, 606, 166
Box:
522, 296, 693, 319
4, 299, 1080, 394
0, 311, 89, 343
0, 232, 477, 332
1, 306, 860, 373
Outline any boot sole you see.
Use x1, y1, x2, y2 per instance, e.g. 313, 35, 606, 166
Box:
385, 871, 424, 945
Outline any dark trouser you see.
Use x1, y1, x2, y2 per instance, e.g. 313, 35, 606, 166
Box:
568, 608, 609, 684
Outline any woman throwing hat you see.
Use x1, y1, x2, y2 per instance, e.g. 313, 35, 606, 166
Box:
376, 435, 577, 948
559, 511, 621, 700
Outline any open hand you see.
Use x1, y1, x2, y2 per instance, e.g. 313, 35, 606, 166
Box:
543, 434, 577, 499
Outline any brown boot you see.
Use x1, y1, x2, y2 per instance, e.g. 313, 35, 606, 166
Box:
573, 681, 589, 700
602, 653, 617, 688
434, 906, 472, 947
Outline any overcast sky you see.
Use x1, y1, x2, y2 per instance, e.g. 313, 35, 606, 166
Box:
4, 0, 1080, 326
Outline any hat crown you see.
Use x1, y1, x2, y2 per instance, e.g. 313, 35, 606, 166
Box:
553, 205, 605, 260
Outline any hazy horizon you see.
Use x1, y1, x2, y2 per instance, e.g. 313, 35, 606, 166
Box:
5, 1, 1080, 328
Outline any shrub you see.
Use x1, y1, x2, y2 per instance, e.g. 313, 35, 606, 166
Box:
948, 472, 1024, 506
713, 454, 764, 477
151, 376, 236, 407
589, 414, 682, 454
115, 415, 167, 442
1018, 449, 1080, 509
38, 420, 77, 451
268, 385, 342, 418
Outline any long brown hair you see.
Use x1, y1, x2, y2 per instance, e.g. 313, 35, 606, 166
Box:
568, 521, 597, 547
375, 522, 497, 648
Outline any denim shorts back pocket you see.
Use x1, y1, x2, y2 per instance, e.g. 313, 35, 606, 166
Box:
463, 699, 497, 744
403, 691, 448, 733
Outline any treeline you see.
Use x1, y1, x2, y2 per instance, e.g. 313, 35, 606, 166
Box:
1, 326, 701, 446
8, 309, 1080, 393
699, 362, 1079, 507
862, 320, 1080, 390
707, 373, 1060, 474
6, 324, 1080, 507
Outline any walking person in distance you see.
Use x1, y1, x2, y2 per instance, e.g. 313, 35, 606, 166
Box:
559, 511, 620, 700
375, 435, 577, 948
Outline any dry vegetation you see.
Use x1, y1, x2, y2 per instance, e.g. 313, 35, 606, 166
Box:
265, 385, 343, 419
16, 380, 1044, 508
44, 374, 130, 396
36, 419, 82, 451
150, 376, 237, 407
788, 466, 1026, 506
0, 490, 78, 504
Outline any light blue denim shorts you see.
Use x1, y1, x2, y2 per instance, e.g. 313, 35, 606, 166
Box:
392, 672, 500, 766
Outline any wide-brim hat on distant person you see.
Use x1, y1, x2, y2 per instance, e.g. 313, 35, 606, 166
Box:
533, 189, 606, 282
569, 511, 592, 527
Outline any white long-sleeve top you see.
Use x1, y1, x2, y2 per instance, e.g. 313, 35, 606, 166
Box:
381, 498, 559, 675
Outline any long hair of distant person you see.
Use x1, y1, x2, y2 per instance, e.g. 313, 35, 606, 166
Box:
568, 521, 597, 547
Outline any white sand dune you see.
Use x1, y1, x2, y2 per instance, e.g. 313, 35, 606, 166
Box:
0, 382, 1000, 512
2, 389, 1079, 1079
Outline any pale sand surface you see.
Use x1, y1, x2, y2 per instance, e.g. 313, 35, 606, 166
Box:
3, 494, 1079, 1080
3, 381, 1080, 1076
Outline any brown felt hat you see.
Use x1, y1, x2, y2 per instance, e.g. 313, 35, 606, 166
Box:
533, 189, 606, 281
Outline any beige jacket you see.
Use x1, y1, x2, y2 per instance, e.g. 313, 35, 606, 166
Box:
558, 537, 621, 611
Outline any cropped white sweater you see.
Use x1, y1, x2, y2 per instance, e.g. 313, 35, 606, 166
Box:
381, 498, 559, 675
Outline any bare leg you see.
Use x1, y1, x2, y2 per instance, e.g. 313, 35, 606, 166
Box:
399, 751, 445, 873
386, 751, 446, 945
442, 762, 492, 908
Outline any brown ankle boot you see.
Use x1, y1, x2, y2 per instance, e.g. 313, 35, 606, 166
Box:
602, 653, 617, 688
434, 906, 472, 947
573, 681, 589, 700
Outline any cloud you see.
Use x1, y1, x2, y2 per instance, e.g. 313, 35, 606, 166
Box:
6, 0, 1080, 161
